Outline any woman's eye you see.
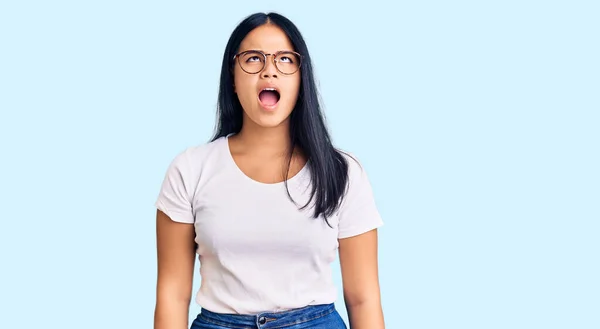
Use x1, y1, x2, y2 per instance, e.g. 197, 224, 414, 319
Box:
279, 56, 293, 63
246, 56, 261, 62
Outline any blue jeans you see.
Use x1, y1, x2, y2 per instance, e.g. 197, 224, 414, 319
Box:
190, 303, 347, 329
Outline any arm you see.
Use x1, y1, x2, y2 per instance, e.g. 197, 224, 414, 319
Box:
339, 229, 385, 329
154, 209, 197, 329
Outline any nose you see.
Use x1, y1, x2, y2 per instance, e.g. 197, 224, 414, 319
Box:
261, 55, 278, 78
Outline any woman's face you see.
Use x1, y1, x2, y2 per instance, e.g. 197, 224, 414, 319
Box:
233, 24, 301, 130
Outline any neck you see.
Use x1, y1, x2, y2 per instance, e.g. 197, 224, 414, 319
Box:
234, 121, 292, 156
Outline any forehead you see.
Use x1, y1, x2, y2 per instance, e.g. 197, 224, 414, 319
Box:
238, 24, 294, 52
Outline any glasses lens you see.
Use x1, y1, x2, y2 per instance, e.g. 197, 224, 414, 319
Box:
239, 51, 265, 74
275, 52, 300, 74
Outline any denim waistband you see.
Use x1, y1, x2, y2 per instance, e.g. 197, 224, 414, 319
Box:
198, 303, 336, 328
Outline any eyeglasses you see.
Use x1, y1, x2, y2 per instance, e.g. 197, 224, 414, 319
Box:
232, 50, 302, 75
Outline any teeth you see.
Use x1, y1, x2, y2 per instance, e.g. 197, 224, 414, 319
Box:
263, 88, 277, 91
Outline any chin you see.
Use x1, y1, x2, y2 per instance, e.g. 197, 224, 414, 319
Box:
254, 116, 290, 129
249, 109, 292, 129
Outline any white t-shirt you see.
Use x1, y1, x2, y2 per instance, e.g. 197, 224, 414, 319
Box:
155, 135, 383, 314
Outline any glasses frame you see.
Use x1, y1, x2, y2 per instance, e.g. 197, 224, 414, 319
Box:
232, 50, 302, 75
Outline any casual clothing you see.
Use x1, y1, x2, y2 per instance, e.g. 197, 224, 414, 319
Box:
191, 303, 346, 329
155, 135, 383, 314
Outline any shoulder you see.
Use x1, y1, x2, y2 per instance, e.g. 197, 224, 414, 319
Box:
336, 149, 378, 200
338, 150, 366, 180
160, 136, 227, 183
167, 136, 226, 168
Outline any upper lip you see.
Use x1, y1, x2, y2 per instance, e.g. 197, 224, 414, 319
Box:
258, 83, 280, 94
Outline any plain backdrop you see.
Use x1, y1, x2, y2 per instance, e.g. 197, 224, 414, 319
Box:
0, 1, 598, 328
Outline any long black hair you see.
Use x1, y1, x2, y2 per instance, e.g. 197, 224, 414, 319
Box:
211, 12, 349, 222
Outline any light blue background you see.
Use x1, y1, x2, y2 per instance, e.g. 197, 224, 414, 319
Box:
1, 1, 598, 328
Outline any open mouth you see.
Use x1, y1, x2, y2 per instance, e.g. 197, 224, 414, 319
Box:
258, 88, 280, 107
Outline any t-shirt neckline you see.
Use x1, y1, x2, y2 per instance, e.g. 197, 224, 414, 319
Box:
222, 134, 309, 187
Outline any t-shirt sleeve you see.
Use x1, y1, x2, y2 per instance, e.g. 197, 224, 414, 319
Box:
337, 154, 384, 239
154, 150, 195, 224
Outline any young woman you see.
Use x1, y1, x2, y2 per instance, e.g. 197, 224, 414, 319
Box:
154, 12, 385, 329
